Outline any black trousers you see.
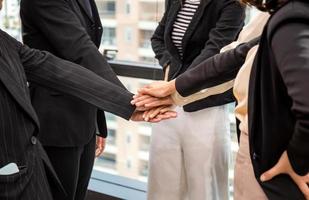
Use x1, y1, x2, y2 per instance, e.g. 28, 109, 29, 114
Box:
44, 135, 96, 200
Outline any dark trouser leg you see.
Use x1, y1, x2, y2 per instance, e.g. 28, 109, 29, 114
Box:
44, 145, 82, 200
75, 135, 96, 200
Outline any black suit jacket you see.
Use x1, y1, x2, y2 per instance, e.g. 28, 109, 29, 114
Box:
0, 29, 134, 200
20, 0, 123, 146
248, 1, 308, 199
151, 0, 245, 112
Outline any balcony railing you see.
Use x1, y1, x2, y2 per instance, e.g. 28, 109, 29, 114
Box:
88, 61, 163, 200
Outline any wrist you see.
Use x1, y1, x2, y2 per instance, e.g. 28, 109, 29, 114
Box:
166, 80, 176, 95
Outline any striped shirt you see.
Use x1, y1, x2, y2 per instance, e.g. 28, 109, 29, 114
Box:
171, 0, 201, 59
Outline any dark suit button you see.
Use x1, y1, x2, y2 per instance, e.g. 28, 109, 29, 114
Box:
98, 26, 102, 30
253, 152, 259, 160
31, 136, 37, 145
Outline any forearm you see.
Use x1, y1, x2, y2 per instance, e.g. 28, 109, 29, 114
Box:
21, 47, 135, 119
175, 38, 259, 97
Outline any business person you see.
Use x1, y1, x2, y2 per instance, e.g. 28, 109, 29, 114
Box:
134, 11, 268, 200
142, 0, 245, 199
19, 0, 125, 199
135, 1, 309, 198
0, 11, 136, 198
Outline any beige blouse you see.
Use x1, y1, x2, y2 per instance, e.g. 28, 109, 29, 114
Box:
172, 12, 270, 134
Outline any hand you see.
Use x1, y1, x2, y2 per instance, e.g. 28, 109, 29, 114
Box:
130, 110, 177, 123
260, 151, 309, 199
131, 94, 174, 109
138, 80, 176, 98
95, 136, 106, 157
143, 106, 175, 122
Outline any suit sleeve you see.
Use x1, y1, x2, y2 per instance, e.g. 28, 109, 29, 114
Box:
189, 0, 245, 68
20, 0, 124, 88
176, 37, 259, 97
17, 43, 135, 120
271, 22, 309, 176
151, 0, 172, 69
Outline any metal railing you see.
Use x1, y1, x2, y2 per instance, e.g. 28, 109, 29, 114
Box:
88, 61, 164, 200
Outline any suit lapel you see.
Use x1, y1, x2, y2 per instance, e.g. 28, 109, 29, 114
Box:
77, 0, 95, 23
0, 58, 40, 128
165, 0, 182, 61
182, 0, 212, 53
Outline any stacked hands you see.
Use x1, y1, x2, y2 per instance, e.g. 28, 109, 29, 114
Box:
130, 80, 178, 122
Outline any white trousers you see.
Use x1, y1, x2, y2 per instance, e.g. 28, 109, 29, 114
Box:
147, 105, 231, 200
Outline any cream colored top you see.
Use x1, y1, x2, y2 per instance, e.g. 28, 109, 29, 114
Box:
233, 46, 258, 134
172, 12, 270, 130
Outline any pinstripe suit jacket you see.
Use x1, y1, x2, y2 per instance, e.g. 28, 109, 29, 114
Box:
0, 29, 135, 199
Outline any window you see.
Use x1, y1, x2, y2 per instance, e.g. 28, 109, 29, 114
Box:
125, 0, 131, 15
101, 27, 116, 46
139, 30, 153, 48
96, 0, 116, 18
106, 129, 116, 145
124, 27, 133, 43
98, 0, 164, 64
139, 161, 149, 177
96, 153, 117, 170
139, 135, 150, 152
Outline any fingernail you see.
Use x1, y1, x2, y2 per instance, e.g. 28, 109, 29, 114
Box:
260, 175, 266, 182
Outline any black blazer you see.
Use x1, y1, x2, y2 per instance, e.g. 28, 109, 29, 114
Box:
175, 37, 260, 96
248, 1, 309, 199
0, 29, 134, 200
151, 0, 245, 112
20, 0, 123, 146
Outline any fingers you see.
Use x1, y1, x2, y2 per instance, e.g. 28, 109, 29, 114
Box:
144, 97, 173, 108
95, 137, 105, 157
148, 111, 177, 123
260, 153, 287, 182
144, 106, 165, 121
290, 172, 309, 199
95, 147, 104, 157
131, 95, 158, 107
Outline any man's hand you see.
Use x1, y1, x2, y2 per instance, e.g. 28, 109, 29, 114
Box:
260, 151, 309, 199
95, 136, 106, 157
143, 106, 176, 122
138, 80, 176, 98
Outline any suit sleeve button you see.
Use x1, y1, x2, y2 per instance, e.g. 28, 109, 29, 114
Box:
31, 136, 37, 145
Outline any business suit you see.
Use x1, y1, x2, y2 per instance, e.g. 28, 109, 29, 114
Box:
148, 0, 245, 199
0, 29, 134, 200
20, 0, 123, 199
248, 1, 309, 199
151, 0, 245, 111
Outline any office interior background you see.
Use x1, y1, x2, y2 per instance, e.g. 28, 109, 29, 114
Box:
0, 1, 258, 199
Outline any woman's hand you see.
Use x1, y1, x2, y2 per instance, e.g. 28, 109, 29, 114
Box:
138, 80, 176, 98
131, 94, 174, 109
260, 151, 309, 199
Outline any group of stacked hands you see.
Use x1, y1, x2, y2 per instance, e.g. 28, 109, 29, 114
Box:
131, 80, 178, 122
